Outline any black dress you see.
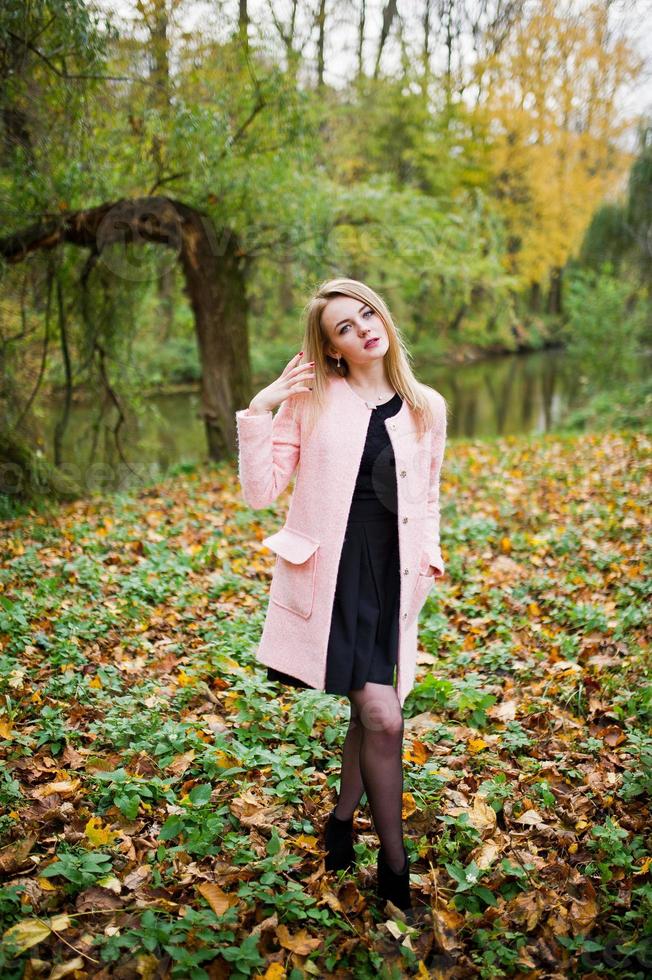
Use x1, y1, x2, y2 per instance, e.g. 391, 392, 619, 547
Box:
267, 392, 403, 694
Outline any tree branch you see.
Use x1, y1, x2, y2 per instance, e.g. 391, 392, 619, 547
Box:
6, 30, 167, 91
0, 196, 190, 264
147, 171, 191, 195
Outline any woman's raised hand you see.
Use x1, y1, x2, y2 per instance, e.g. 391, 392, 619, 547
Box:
248, 352, 316, 414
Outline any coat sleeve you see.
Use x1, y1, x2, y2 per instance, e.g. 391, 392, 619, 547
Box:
235, 397, 301, 509
425, 392, 447, 577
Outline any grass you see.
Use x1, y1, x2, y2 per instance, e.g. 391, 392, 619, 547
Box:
0, 427, 650, 978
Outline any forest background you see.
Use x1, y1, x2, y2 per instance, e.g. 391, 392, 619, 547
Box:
0, 0, 651, 507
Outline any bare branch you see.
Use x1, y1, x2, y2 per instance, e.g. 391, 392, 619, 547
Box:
6, 29, 166, 91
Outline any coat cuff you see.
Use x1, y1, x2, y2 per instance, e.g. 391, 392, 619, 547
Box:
427, 552, 445, 578
236, 408, 273, 422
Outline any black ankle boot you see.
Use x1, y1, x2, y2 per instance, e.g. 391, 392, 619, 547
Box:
377, 844, 412, 910
324, 809, 355, 872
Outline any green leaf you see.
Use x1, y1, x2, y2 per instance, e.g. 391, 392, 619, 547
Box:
188, 783, 213, 806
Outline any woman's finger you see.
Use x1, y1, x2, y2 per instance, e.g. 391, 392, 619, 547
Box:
282, 351, 305, 375
288, 358, 313, 372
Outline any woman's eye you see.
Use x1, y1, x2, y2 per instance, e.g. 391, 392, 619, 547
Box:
340, 309, 372, 333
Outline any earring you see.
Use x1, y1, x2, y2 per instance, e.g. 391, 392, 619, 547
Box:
336, 355, 341, 369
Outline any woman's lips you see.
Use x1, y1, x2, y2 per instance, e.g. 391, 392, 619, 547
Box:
364, 338, 379, 349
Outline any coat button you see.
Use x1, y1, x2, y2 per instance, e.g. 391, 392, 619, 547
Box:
403, 568, 409, 575
400, 470, 406, 478
390, 422, 397, 429
402, 516, 408, 523
402, 612, 407, 619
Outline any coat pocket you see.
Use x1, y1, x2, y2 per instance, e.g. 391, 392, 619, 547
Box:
404, 557, 437, 630
262, 525, 320, 619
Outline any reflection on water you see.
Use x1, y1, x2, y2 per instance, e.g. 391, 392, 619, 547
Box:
433, 347, 579, 439
41, 346, 640, 492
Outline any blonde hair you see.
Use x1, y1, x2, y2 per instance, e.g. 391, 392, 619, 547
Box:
287, 277, 442, 442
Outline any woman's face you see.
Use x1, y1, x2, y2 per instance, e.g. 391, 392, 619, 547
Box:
321, 295, 389, 367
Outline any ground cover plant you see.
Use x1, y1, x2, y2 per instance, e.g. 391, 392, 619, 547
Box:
0, 428, 650, 978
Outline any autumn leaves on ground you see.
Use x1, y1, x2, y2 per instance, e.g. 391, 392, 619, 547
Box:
0, 429, 650, 979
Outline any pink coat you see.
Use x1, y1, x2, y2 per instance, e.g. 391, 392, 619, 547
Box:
235, 374, 447, 707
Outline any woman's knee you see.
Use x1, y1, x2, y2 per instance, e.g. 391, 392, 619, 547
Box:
352, 687, 404, 735
367, 710, 403, 737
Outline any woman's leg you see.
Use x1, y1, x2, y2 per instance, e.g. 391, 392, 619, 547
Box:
333, 700, 365, 820
348, 681, 406, 873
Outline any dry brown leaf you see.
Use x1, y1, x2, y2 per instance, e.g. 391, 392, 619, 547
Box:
250, 911, 279, 937
472, 840, 501, 870
431, 905, 465, 954
167, 750, 196, 776
508, 890, 548, 931
489, 699, 518, 722
0, 835, 37, 874
230, 791, 288, 830
75, 886, 125, 913
446, 794, 496, 836
276, 923, 322, 955
515, 809, 545, 826
197, 882, 235, 916
569, 882, 598, 936
122, 865, 151, 890
32, 779, 80, 799
48, 955, 84, 978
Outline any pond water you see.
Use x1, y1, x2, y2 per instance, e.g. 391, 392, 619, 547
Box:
41, 346, 635, 493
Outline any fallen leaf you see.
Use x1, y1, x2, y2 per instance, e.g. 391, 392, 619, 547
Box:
3, 918, 52, 953
276, 923, 322, 955
0, 835, 37, 874
85, 816, 119, 847
32, 779, 80, 799
489, 699, 517, 723
49, 956, 85, 978
197, 882, 234, 917
472, 840, 501, 869
515, 809, 545, 826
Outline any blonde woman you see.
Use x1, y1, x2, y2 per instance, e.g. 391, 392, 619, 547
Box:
235, 278, 448, 911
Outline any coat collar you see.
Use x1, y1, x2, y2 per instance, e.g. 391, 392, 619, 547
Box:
331, 374, 415, 433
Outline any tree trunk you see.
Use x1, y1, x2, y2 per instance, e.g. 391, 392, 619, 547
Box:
547, 266, 563, 315
239, 0, 250, 53
175, 205, 251, 459
357, 0, 367, 80
374, 0, 398, 79
420, 0, 433, 102
0, 195, 252, 464
316, 0, 327, 90
530, 280, 541, 312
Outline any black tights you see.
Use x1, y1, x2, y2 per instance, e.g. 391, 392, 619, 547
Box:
333, 681, 406, 873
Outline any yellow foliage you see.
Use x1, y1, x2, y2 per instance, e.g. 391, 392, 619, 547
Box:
484, 0, 639, 286
85, 816, 119, 847
468, 738, 488, 753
